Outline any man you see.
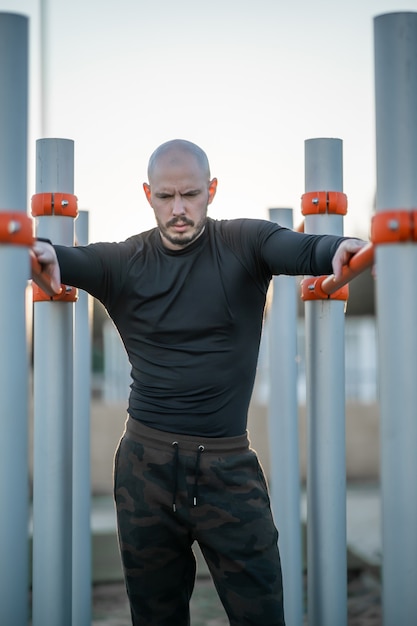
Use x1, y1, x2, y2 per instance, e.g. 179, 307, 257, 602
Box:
32, 139, 365, 626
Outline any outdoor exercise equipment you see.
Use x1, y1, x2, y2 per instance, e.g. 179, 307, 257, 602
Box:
268, 207, 303, 626
0, 9, 415, 626
374, 12, 417, 626
303, 138, 348, 626
32, 138, 77, 626
0, 12, 30, 626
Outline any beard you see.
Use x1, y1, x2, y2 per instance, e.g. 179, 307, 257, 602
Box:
157, 215, 207, 247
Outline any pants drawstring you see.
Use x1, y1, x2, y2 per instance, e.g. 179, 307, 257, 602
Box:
171, 441, 179, 512
193, 445, 205, 506
171, 442, 205, 512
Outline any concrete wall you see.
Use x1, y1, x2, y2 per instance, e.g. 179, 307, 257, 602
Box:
28, 398, 380, 496
248, 400, 380, 486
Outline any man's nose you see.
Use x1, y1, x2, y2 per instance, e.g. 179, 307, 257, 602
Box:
172, 194, 186, 215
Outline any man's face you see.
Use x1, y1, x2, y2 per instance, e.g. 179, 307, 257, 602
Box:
143, 150, 217, 250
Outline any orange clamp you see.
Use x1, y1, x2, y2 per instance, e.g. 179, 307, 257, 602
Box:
0, 212, 34, 246
31, 192, 78, 218
301, 275, 349, 301
32, 283, 78, 303
301, 191, 348, 216
371, 210, 417, 244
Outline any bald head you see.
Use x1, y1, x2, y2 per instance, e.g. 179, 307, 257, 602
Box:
147, 139, 211, 183
143, 139, 217, 250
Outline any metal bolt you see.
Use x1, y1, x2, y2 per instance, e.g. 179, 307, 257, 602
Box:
61, 199, 69, 207
312, 197, 319, 205
308, 284, 315, 290
388, 219, 399, 230
8, 220, 21, 234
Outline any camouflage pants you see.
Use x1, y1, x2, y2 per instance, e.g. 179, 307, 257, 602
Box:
114, 417, 285, 626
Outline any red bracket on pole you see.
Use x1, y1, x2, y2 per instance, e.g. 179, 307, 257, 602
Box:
31, 192, 78, 300
0, 211, 34, 246
301, 275, 349, 301
31, 192, 78, 217
300, 189, 349, 300
371, 210, 417, 244
301, 191, 348, 216
32, 282, 77, 302
300, 243, 375, 301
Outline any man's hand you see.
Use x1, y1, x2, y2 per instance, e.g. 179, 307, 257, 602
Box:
332, 239, 368, 282
31, 240, 62, 296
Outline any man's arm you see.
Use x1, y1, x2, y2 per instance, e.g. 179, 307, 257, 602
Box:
31, 240, 62, 295
259, 222, 366, 278
32, 237, 139, 307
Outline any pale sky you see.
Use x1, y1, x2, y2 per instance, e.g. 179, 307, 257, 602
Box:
2, 0, 417, 242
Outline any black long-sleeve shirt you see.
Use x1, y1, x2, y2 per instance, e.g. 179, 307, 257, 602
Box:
55, 217, 344, 437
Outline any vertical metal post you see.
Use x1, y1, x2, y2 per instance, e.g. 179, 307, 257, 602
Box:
304, 138, 347, 626
73, 211, 92, 626
0, 13, 29, 626
374, 12, 417, 625
268, 208, 303, 626
32, 139, 75, 626
40, 0, 51, 136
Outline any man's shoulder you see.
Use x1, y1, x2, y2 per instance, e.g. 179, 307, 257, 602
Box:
208, 217, 279, 241
123, 227, 158, 249
92, 227, 158, 254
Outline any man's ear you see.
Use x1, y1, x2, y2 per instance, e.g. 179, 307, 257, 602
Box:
143, 182, 152, 204
207, 178, 218, 205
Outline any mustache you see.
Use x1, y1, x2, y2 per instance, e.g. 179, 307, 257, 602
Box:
166, 217, 195, 227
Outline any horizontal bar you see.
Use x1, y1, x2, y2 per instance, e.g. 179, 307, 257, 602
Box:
321, 243, 374, 295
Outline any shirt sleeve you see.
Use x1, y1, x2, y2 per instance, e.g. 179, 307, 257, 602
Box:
54, 238, 141, 307
260, 225, 346, 276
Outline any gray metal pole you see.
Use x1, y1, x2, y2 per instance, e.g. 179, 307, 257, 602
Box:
304, 138, 347, 626
40, 0, 51, 137
32, 138, 76, 626
0, 13, 29, 626
73, 210, 92, 626
268, 208, 303, 626
374, 13, 417, 625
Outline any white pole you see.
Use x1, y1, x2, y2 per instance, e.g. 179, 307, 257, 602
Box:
32, 138, 76, 626
0, 13, 30, 626
304, 138, 347, 626
40, 0, 51, 137
268, 208, 303, 626
374, 12, 417, 625
73, 210, 92, 626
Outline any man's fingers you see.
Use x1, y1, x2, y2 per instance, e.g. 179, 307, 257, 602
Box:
31, 242, 62, 295
332, 240, 367, 281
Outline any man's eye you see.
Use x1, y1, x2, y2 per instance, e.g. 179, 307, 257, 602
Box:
157, 194, 172, 199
